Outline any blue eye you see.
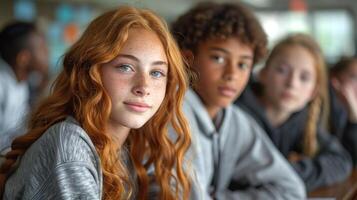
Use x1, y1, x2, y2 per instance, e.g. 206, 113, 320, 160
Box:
116, 64, 133, 73
151, 70, 166, 78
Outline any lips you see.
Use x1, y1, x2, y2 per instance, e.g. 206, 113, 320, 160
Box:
281, 91, 295, 100
124, 101, 152, 112
218, 86, 237, 97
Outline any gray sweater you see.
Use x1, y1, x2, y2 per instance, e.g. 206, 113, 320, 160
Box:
3, 117, 103, 200
182, 89, 306, 200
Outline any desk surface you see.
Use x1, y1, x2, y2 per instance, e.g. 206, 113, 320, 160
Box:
308, 169, 357, 200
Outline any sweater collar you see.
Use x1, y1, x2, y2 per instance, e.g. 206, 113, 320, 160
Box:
185, 89, 232, 138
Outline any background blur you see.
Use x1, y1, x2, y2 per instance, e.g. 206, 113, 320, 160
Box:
1, 0, 356, 76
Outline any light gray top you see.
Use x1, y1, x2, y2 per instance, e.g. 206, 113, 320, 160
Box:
0, 58, 29, 152
3, 117, 103, 200
182, 89, 306, 200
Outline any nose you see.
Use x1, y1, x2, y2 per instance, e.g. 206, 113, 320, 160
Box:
286, 73, 299, 88
223, 62, 236, 81
132, 73, 150, 97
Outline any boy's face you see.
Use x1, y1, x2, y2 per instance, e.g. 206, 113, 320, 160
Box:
191, 37, 253, 118
28, 32, 49, 74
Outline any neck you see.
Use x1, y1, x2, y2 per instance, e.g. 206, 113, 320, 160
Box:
206, 105, 222, 120
265, 107, 291, 127
260, 97, 291, 127
107, 120, 131, 147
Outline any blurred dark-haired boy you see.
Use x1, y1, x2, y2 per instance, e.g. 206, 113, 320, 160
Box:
0, 21, 49, 155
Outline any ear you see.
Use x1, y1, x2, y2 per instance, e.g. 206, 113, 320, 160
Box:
181, 49, 194, 68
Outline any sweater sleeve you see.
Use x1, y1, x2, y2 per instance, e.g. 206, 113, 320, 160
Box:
291, 129, 353, 191
2, 119, 103, 199
30, 162, 101, 200
215, 118, 306, 200
341, 122, 357, 166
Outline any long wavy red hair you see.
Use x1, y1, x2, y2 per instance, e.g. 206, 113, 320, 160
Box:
0, 6, 191, 200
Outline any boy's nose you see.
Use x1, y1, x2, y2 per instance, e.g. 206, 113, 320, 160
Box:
223, 63, 237, 81
223, 74, 234, 81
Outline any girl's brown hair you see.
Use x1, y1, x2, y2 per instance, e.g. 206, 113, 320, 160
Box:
0, 6, 191, 200
330, 56, 357, 77
264, 33, 329, 157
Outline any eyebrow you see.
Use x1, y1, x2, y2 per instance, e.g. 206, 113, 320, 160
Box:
118, 54, 168, 66
210, 47, 253, 60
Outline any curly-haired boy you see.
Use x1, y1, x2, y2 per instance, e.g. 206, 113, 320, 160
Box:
171, 2, 306, 199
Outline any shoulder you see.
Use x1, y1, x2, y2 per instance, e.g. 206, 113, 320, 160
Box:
37, 117, 99, 164
4, 117, 102, 198
19, 117, 101, 174
229, 104, 263, 131
225, 105, 279, 153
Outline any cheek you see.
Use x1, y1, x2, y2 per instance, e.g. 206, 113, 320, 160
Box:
266, 78, 283, 93
153, 81, 167, 103
300, 84, 316, 104
236, 71, 250, 90
195, 60, 220, 83
263, 70, 282, 86
104, 78, 130, 100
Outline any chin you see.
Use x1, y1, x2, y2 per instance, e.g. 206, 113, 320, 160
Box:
128, 122, 147, 129
280, 105, 299, 114
217, 99, 234, 108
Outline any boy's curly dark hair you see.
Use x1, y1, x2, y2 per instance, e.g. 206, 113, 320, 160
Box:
171, 1, 267, 65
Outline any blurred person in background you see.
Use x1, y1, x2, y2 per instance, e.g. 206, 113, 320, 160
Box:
0, 21, 49, 156
329, 56, 357, 166
237, 33, 352, 191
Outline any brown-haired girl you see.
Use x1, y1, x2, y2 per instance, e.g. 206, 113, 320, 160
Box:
237, 33, 352, 191
0, 6, 191, 199
329, 56, 357, 165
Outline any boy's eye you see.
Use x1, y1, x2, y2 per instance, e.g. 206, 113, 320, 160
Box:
151, 70, 166, 78
238, 62, 250, 70
116, 64, 134, 72
211, 55, 226, 64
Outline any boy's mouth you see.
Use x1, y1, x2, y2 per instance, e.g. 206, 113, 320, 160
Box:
218, 86, 236, 97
